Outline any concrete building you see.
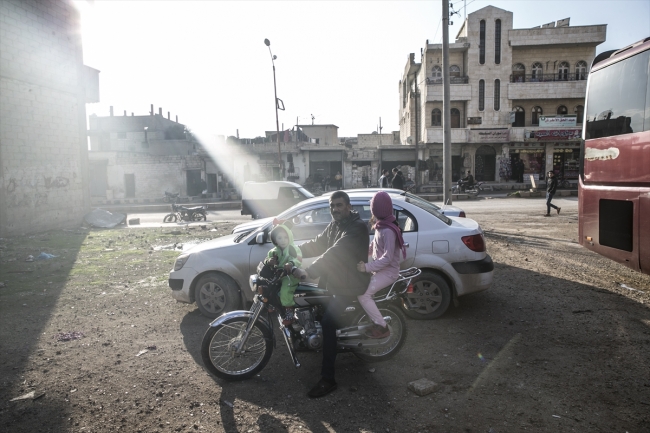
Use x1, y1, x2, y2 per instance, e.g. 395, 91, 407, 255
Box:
0, 0, 98, 236
234, 125, 410, 190
399, 6, 606, 185
87, 106, 237, 203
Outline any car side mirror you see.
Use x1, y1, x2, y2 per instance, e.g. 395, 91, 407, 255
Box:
255, 232, 265, 244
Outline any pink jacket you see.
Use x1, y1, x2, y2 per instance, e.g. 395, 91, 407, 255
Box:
364, 227, 401, 279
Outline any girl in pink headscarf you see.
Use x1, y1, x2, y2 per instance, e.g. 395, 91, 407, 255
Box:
356, 191, 406, 338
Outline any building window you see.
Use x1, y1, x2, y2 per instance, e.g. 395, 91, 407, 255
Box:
558, 62, 569, 81
451, 108, 461, 128
494, 79, 500, 111
495, 19, 501, 64
575, 105, 584, 124
478, 20, 485, 65
531, 62, 543, 81
431, 109, 441, 126
512, 63, 525, 82
431, 65, 442, 83
450, 65, 460, 77
513, 106, 525, 127
532, 106, 543, 125
478, 80, 485, 111
557, 105, 568, 115
576, 61, 588, 80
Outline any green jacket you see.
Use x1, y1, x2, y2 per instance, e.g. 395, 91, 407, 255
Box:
264, 223, 303, 287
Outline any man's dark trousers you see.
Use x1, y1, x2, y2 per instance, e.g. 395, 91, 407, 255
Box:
320, 295, 356, 381
546, 192, 559, 214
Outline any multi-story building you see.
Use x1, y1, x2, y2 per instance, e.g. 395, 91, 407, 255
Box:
399, 5, 606, 185
0, 0, 98, 235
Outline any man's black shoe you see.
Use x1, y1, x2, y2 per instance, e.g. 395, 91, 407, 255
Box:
307, 378, 337, 398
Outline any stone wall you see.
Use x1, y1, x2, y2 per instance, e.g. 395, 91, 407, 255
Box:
0, 0, 90, 236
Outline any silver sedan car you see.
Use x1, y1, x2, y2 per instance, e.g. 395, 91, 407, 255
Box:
169, 192, 493, 320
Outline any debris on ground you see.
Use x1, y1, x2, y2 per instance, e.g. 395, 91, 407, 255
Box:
84, 208, 126, 229
25, 255, 34, 262
408, 378, 438, 396
135, 349, 148, 357
10, 391, 35, 402
54, 331, 85, 342
0, 282, 5, 288
36, 252, 57, 260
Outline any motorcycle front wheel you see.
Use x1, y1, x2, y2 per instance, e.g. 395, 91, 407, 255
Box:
468, 188, 480, 197
352, 304, 408, 363
201, 317, 273, 381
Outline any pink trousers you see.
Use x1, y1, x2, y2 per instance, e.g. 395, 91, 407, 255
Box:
357, 271, 398, 328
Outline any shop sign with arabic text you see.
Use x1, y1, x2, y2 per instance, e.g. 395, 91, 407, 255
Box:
525, 129, 581, 141
469, 129, 509, 143
539, 115, 577, 127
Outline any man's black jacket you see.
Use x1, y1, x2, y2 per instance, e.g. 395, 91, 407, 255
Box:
547, 176, 557, 194
301, 211, 370, 296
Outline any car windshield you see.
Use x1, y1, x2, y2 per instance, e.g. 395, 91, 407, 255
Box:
404, 197, 451, 225
299, 187, 315, 199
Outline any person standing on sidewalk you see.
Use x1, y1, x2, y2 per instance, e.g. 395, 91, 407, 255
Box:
544, 171, 561, 216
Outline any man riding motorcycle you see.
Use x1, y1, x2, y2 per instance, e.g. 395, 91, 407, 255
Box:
458, 170, 475, 192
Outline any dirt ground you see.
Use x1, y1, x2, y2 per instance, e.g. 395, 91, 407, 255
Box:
1, 203, 649, 433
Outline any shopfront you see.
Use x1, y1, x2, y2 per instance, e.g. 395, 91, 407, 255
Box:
519, 128, 581, 183
380, 148, 416, 174
551, 142, 581, 180
309, 150, 343, 185
509, 142, 546, 183
468, 129, 509, 182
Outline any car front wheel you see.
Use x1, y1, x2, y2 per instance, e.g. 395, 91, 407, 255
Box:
194, 273, 240, 319
401, 271, 451, 319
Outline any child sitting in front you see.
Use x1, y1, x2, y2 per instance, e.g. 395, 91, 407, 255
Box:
264, 221, 303, 326
356, 191, 406, 338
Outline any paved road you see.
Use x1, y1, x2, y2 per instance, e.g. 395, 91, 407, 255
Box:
124, 196, 578, 228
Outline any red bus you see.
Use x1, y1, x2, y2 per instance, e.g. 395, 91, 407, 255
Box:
580, 36, 650, 274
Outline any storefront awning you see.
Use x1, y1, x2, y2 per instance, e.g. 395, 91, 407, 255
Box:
309, 150, 342, 162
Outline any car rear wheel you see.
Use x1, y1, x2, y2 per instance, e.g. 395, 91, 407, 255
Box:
401, 271, 451, 319
194, 273, 241, 319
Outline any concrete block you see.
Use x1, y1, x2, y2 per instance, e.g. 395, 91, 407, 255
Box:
408, 378, 439, 396
520, 191, 531, 197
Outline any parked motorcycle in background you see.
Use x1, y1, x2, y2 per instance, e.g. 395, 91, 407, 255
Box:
451, 181, 485, 197
200, 261, 418, 381
163, 191, 180, 202
163, 203, 207, 222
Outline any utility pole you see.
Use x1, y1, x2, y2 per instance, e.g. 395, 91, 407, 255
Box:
264, 38, 283, 179
442, 0, 453, 204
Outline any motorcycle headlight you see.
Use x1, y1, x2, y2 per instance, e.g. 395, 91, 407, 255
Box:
249, 275, 258, 292
173, 254, 190, 271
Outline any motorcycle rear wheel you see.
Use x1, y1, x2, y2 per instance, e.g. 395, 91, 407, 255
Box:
201, 317, 273, 381
352, 304, 407, 362
163, 213, 177, 223
192, 212, 207, 221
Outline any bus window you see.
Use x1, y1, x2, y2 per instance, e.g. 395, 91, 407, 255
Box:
585, 50, 650, 139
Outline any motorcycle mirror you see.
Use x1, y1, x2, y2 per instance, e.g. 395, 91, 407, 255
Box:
255, 232, 265, 244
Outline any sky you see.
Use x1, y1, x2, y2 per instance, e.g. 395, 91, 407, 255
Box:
76, 0, 650, 143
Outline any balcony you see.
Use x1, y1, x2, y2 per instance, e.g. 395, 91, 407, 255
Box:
426, 76, 469, 85
425, 80, 472, 102
509, 73, 588, 83
425, 128, 468, 143
507, 77, 587, 100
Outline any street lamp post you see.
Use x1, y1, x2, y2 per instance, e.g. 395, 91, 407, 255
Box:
264, 38, 283, 179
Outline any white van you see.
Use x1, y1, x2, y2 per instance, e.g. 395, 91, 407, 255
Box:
241, 181, 314, 219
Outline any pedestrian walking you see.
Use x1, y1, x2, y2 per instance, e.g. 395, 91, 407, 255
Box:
335, 171, 342, 189
544, 171, 561, 217
378, 169, 390, 188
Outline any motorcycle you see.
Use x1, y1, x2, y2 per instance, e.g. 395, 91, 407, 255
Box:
163, 191, 180, 202
200, 263, 420, 381
163, 203, 207, 222
451, 180, 485, 197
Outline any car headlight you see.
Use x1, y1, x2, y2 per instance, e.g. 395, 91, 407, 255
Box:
173, 254, 190, 271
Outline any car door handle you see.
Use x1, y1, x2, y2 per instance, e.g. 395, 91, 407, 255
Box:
404, 243, 409, 248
